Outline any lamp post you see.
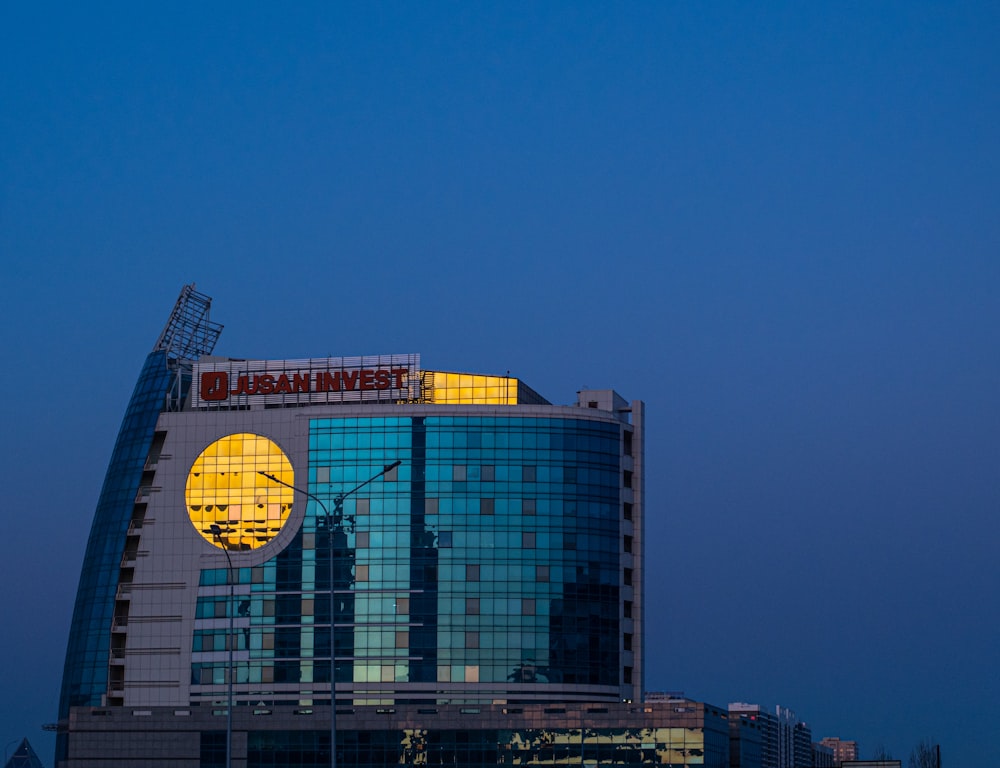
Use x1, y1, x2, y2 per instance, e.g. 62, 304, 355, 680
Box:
259, 459, 401, 768
208, 524, 235, 768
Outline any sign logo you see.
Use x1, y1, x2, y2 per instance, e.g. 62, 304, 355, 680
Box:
200, 371, 229, 401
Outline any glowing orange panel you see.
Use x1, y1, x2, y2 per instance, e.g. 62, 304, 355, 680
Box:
186, 433, 294, 550
424, 371, 519, 404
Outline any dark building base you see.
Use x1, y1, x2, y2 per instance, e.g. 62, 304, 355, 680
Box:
60, 700, 729, 767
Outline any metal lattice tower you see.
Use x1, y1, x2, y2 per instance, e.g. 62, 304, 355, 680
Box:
153, 283, 223, 361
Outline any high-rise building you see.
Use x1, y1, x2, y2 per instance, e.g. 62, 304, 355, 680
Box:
729, 704, 779, 768
728, 703, 814, 768
792, 720, 814, 768
52, 286, 739, 768
727, 708, 764, 768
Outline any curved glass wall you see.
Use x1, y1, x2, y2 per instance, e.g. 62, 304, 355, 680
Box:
59, 351, 175, 714
190, 414, 623, 703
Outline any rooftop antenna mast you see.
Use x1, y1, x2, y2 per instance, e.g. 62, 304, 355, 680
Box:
154, 283, 224, 411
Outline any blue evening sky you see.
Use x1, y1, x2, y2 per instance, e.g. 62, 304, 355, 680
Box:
2, 3, 998, 764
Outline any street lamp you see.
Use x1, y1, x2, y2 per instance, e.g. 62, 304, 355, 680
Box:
259, 459, 401, 768
208, 524, 235, 768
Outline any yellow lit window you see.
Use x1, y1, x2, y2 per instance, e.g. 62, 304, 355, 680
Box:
186, 433, 294, 551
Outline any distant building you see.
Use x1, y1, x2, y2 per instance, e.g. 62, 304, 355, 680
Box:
728, 703, 813, 768
730, 704, 780, 768
787, 714, 813, 768
821, 737, 860, 764
728, 709, 763, 768
813, 741, 836, 767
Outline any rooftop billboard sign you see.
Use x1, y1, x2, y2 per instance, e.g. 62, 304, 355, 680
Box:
191, 354, 421, 408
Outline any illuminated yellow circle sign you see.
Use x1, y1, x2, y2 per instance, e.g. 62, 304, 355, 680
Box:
186, 433, 294, 550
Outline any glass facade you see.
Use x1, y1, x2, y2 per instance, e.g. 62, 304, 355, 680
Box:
189, 415, 625, 705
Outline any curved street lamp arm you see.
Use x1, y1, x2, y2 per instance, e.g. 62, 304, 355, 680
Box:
335, 460, 402, 504
259, 460, 400, 521
257, 471, 334, 522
